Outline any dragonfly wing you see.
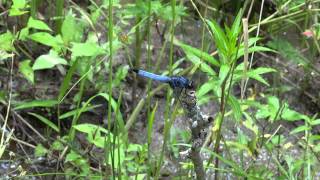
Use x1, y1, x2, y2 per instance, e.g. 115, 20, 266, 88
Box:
133, 69, 171, 83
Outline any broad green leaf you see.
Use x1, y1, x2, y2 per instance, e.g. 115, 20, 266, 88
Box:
255, 105, 270, 119
33, 50, 67, 70
19, 60, 34, 83
28, 112, 59, 132
0, 31, 15, 51
27, 17, 52, 31
65, 150, 82, 162
18, 27, 29, 40
71, 42, 105, 57
174, 39, 219, 66
28, 32, 63, 49
14, 99, 58, 110
9, 0, 28, 16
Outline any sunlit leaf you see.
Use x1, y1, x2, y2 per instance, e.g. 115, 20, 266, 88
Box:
9, 0, 29, 16
28, 32, 63, 49
71, 42, 105, 57
0, 31, 15, 51
33, 50, 67, 70
27, 17, 52, 31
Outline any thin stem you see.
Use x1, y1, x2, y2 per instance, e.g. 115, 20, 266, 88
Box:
55, 0, 64, 33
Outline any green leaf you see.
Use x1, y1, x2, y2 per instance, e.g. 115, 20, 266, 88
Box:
281, 107, 308, 121
61, 13, 85, 44
65, 150, 82, 162
310, 119, 320, 126
219, 64, 230, 85
228, 95, 242, 122
35, 144, 48, 157
113, 65, 129, 87
243, 112, 259, 135
0, 50, 14, 61
51, 140, 64, 151
197, 80, 214, 98
71, 42, 105, 57
27, 17, 52, 31
59, 105, 101, 119
230, 10, 243, 41
174, 39, 219, 66
73, 123, 108, 135
28, 32, 63, 49
58, 59, 79, 102
238, 46, 275, 58
33, 50, 67, 70
0, 31, 15, 52
19, 60, 34, 84
14, 99, 58, 110
184, 52, 216, 76
290, 125, 310, 134
18, 27, 29, 41
28, 112, 59, 132
206, 19, 228, 62
246, 67, 276, 86
9, 0, 29, 16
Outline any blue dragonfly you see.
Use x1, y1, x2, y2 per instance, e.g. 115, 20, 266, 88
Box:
132, 69, 194, 90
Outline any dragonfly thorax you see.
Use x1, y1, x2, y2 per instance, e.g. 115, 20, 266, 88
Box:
169, 76, 194, 89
